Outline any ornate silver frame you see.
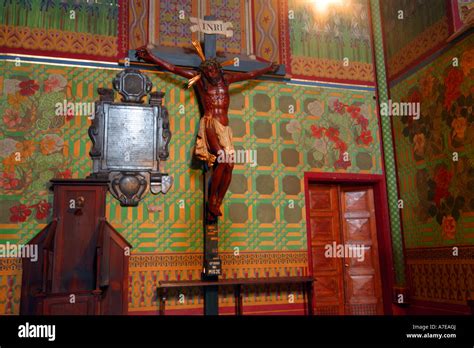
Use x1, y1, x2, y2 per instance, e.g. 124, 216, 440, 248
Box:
88, 69, 172, 206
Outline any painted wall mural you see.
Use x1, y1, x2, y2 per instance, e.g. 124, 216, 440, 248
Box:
253, 0, 281, 63
151, 0, 198, 48
284, 0, 374, 84
285, 96, 376, 171
391, 33, 474, 249
208, 0, 247, 55
149, 0, 248, 55
129, 0, 149, 50
0, 60, 381, 314
0, 0, 128, 61
380, 0, 450, 80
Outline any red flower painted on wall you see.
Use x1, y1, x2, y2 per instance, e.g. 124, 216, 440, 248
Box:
357, 130, 373, 145
309, 124, 350, 170
3, 109, 22, 128
420, 161, 470, 234
286, 98, 375, 171
19, 80, 39, 96
32, 200, 52, 220
332, 99, 345, 114
9, 200, 52, 222
334, 139, 348, 153
0, 172, 20, 190
346, 105, 361, 115
331, 100, 373, 146
326, 127, 340, 142
310, 125, 325, 139
9, 204, 32, 223
355, 114, 369, 129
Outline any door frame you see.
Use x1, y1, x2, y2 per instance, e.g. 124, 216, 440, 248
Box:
304, 172, 395, 315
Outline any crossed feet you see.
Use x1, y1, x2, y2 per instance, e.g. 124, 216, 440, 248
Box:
207, 196, 223, 221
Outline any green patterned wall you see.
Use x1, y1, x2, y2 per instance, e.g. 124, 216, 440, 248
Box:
391, 33, 474, 248
0, 61, 381, 253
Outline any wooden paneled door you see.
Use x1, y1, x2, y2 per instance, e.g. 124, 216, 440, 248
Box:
308, 184, 383, 315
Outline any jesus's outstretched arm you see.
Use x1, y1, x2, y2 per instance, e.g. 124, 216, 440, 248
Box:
135, 46, 197, 80
225, 62, 279, 84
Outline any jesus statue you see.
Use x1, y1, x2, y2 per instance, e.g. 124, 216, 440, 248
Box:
136, 42, 278, 220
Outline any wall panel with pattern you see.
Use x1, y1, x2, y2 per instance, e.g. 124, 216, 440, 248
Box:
0, 0, 128, 61
390, 33, 474, 306
282, 0, 375, 84
380, 0, 451, 80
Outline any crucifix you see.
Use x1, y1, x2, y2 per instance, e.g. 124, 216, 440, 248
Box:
134, 15, 281, 315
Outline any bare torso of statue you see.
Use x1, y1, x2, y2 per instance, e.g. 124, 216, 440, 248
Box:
136, 45, 278, 220
200, 81, 230, 126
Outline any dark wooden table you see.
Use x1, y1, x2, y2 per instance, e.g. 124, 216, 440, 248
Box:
157, 276, 314, 315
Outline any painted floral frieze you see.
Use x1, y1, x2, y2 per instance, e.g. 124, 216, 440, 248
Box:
286, 98, 375, 171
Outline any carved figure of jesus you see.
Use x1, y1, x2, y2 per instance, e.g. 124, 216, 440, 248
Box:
136, 44, 278, 219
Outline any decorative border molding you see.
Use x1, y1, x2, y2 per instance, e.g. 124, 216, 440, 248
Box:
291, 57, 375, 83
1, 252, 308, 314
406, 246, 474, 260
0, 258, 21, 273
387, 18, 450, 80
0, 25, 118, 57
0, 258, 21, 315
130, 251, 308, 276
406, 247, 474, 304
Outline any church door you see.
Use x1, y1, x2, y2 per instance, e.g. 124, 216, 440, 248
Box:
308, 184, 384, 315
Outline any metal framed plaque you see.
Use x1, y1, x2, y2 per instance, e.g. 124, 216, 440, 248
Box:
88, 69, 172, 206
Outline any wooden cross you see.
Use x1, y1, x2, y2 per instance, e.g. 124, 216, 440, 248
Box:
130, 15, 283, 316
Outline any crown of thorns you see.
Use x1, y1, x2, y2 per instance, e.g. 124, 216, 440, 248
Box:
186, 40, 233, 88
